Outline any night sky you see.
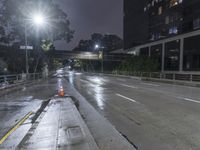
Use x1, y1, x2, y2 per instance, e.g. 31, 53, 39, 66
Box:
54, 0, 123, 50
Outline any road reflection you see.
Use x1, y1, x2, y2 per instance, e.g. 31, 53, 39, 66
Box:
66, 72, 107, 111
86, 76, 107, 110
93, 84, 104, 110
68, 71, 74, 86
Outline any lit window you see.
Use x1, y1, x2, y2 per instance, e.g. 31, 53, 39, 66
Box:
158, 6, 162, 15
152, 1, 154, 6
169, 27, 178, 34
170, 0, 180, 7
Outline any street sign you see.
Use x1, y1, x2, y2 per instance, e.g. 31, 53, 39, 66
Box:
98, 51, 103, 59
20, 46, 33, 50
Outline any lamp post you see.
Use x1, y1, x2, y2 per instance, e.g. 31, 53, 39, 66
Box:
95, 44, 104, 73
24, 23, 29, 75
24, 14, 45, 76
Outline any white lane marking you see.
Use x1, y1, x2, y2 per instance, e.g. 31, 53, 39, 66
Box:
117, 78, 126, 82
141, 83, 160, 87
116, 93, 138, 103
80, 79, 90, 83
178, 97, 200, 104
120, 84, 138, 89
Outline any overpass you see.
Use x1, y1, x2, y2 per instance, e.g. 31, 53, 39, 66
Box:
51, 50, 130, 61
51, 50, 99, 60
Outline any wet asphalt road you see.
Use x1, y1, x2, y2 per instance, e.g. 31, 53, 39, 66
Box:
1, 72, 200, 150
66, 72, 200, 150
0, 79, 58, 149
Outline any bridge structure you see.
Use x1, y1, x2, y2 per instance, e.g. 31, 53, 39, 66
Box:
51, 50, 130, 61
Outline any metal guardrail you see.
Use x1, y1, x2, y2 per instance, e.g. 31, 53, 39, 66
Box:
0, 73, 43, 88
110, 71, 200, 82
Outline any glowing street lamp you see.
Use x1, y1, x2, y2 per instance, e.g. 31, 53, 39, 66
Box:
33, 14, 45, 26
95, 44, 100, 49
94, 44, 104, 73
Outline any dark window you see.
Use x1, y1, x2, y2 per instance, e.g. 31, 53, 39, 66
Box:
193, 18, 200, 29
151, 44, 162, 70
183, 35, 200, 71
140, 47, 149, 56
164, 40, 180, 71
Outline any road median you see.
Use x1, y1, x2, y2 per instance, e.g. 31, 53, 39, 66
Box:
17, 97, 99, 150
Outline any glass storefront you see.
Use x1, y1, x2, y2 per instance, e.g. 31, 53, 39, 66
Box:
140, 47, 149, 56
183, 35, 200, 71
164, 40, 180, 71
151, 44, 162, 70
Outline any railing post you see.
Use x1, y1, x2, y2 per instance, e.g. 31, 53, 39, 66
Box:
4, 76, 6, 83
16, 75, 18, 82
173, 73, 175, 80
190, 74, 193, 82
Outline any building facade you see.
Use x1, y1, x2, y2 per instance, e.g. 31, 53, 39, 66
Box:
144, 0, 200, 41
123, 0, 149, 50
127, 0, 200, 72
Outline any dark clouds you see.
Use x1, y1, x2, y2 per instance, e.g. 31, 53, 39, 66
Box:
54, 0, 123, 50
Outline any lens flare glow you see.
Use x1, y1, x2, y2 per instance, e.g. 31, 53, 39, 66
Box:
33, 14, 45, 26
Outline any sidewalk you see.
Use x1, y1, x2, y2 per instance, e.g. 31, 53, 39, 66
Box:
17, 97, 99, 150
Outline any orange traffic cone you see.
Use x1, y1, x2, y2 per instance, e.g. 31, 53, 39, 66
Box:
58, 87, 65, 97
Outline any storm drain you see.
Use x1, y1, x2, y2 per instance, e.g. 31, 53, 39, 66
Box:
66, 126, 84, 144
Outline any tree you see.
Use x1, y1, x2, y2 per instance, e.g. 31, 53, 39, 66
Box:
73, 33, 123, 52
0, 0, 74, 44
0, 59, 7, 74
0, 0, 74, 73
41, 39, 54, 52
118, 56, 159, 73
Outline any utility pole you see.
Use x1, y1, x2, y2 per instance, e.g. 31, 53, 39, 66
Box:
25, 23, 29, 75
101, 49, 104, 73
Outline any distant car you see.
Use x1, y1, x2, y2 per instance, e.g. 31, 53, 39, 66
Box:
57, 74, 63, 78
0, 81, 9, 88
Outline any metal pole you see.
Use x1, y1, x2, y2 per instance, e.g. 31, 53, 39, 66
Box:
25, 23, 29, 76
179, 38, 184, 72
101, 49, 104, 73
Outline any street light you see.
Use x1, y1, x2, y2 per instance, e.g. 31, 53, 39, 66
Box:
95, 44, 100, 49
95, 44, 104, 73
33, 14, 45, 26
24, 13, 46, 75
